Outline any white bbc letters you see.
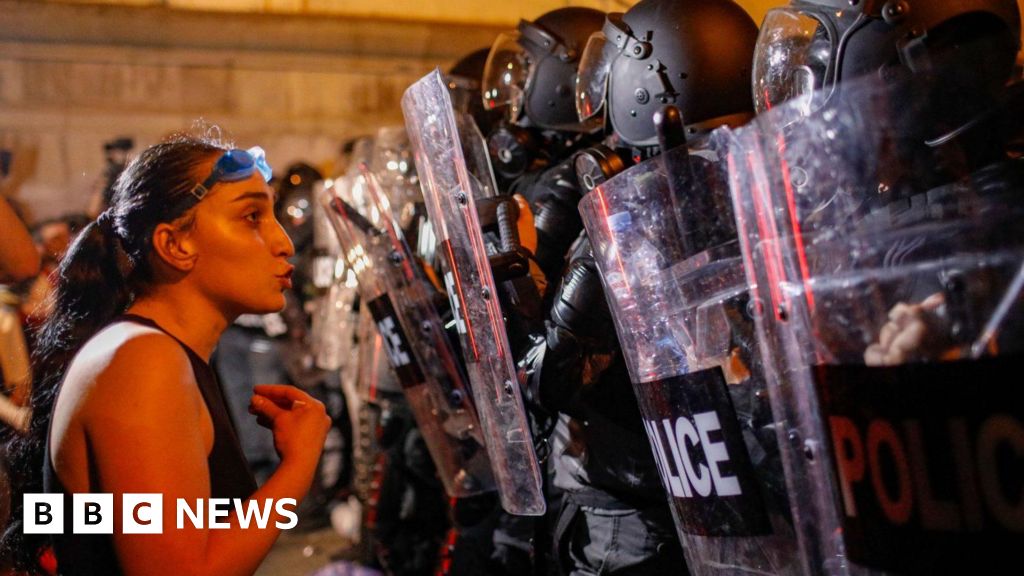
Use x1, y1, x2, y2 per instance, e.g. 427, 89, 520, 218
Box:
208, 498, 232, 529
73, 493, 114, 534
23, 494, 63, 534
123, 494, 163, 534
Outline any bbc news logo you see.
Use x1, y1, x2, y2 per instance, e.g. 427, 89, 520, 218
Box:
24, 494, 298, 534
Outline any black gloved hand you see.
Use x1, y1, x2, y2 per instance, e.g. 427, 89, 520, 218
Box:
548, 234, 616, 353
530, 234, 619, 415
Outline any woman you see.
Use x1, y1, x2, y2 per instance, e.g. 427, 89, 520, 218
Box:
1, 134, 331, 575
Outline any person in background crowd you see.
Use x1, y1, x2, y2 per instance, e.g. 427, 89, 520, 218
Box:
0, 196, 37, 432
0, 283, 31, 434
20, 216, 83, 338
0, 197, 40, 285
87, 138, 135, 218
0, 194, 38, 571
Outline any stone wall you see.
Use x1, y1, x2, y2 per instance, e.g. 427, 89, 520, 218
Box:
0, 1, 513, 220
54, 0, 638, 25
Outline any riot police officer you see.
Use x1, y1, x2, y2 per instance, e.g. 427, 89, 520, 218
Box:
527, 0, 760, 574
532, 2, 765, 569
482, 7, 606, 292
478, 8, 608, 575
725, 1, 1024, 573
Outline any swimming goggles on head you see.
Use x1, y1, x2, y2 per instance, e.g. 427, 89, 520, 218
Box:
190, 146, 273, 201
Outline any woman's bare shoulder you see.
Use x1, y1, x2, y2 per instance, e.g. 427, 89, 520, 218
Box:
61, 322, 199, 419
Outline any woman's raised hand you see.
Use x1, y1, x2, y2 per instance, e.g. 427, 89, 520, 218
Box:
248, 384, 331, 467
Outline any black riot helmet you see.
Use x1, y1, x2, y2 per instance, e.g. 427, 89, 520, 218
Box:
483, 7, 605, 132
447, 47, 502, 135
575, 0, 758, 147
276, 162, 323, 253
752, 0, 1021, 115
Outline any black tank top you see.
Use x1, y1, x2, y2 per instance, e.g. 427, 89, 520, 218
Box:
43, 314, 258, 575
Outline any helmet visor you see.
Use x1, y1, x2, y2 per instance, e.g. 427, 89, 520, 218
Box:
753, 8, 833, 115
576, 31, 615, 121
482, 32, 531, 121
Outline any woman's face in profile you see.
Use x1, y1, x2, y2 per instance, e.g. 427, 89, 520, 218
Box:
185, 170, 296, 315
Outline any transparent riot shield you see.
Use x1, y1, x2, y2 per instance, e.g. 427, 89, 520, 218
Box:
579, 135, 801, 575
371, 126, 423, 217
321, 172, 495, 498
318, 141, 381, 514
402, 68, 545, 516
351, 305, 392, 509
728, 71, 1024, 575
311, 178, 359, 372
314, 264, 360, 372
355, 304, 403, 402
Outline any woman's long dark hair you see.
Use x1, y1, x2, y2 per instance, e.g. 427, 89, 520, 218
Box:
1, 133, 228, 571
